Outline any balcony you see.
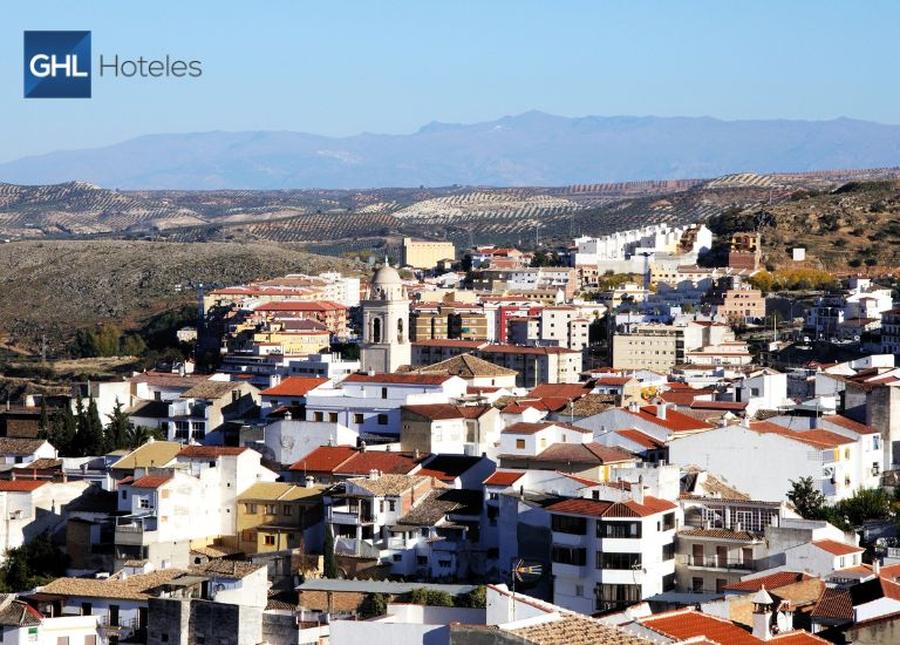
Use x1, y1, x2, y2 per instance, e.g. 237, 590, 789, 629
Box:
681, 554, 755, 571
114, 515, 158, 546
328, 507, 374, 525
99, 615, 140, 637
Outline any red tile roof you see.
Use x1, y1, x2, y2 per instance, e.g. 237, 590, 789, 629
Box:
749, 422, 855, 448
527, 442, 635, 465
616, 428, 665, 449
593, 377, 633, 386
724, 571, 811, 592
529, 383, 591, 399
130, 474, 173, 489
547, 495, 676, 519
633, 405, 714, 433
261, 377, 328, 397
642, 608, 827, 645
288, 445, 357, 472
343, 373, 451, 385
810, 588, 853, 621
177, 446, 248, 459
483, 470, 525, 486
690, 400, 749, 411
822, 414, 875, 434
0, 480, 48, 492
812, 539, 863, 556
254, 300, 346, 312
403, 404, 490, 421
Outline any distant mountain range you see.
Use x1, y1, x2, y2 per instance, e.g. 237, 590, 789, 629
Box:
2, 112, 900, 189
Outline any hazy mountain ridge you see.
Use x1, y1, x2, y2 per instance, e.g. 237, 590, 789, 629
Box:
3, 112, 900, 189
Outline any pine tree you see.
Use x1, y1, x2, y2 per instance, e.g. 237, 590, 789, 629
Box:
106, 401, 131, 450
83, 398, 107, 456
53, 404, 78, 456
37, 398, 50, 440
73, 396, 88, 457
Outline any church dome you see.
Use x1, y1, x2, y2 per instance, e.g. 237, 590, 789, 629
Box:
372, 264, 401, 286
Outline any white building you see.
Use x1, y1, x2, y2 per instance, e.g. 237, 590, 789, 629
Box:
546, 485, 680, 614
304, 373, 467, 439
668, 418, 882, 502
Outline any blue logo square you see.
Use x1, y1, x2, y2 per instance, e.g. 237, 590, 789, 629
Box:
24, 31, 91, 99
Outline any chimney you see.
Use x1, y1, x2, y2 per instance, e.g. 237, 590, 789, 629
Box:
751, 586, 775, 641
368, 469, 379, 481
628, 400, 639, 413
874, 557, 881, 575
284, 410, 292, 421
656, 404, 667, 421
359, 441, 367, 453
305, 475, 315, 488
734, 521, 742, 532
633, 475, 644, 505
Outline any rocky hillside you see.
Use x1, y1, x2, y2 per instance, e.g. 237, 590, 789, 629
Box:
0, 240, 358, 355
708, 180, 900, 273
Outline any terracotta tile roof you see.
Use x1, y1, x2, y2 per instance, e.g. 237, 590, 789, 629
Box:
502, 421, 591, 435
642, 608, 827, 645
642, 608, 760, 645
680, 527, 761, 541
177, 446, 248, 459
130, 474, 173, 489
0, 438, 48, 455
616, 428, 665, 449
110, 441, 182, 470
483, 470, 525, 486
254, 300, 346, 312
403, 403, 491, 421
260, 377, 328, 397
660, 388, 713, 406
343, 373, 451, 385
190, 559, 265, 580
569, 393, 617, 416
724, 571, 811, 592
338, 451, 422, 476
41, 568, 187, 601
0, 480, 47, 492
239, 481, 324, 501
526, 442, 635, 465
593, 377, 634, 386
412, 353, 517, 378
288, 445, 357, 472
812, 539, 863, 556
529, 383, 592, 399
810, 587, 853, 621
634, 405, 714, 433
822, 414, 875, 434
181, 380, 249, 400
0, 596, 42, 627
412, 339, 486, 349
347, 473, 436, 496
508, 613, 652, 644
547, 495, 676, 519
749, 422, 855, 449
690, 400, 749, 411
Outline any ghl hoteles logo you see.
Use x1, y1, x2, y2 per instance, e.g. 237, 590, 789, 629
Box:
24, 31, 91, 98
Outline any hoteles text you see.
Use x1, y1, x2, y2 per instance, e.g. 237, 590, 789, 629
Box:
99, 54, 202, 78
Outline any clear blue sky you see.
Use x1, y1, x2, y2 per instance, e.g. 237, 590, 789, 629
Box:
2, 0, 897, 162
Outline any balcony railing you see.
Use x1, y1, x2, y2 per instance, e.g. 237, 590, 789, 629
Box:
115, 515, 158, 533
682, 555, 755, 570
328, 508, 374, 524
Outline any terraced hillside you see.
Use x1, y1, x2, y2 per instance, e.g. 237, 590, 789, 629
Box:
2, 166, 900, 266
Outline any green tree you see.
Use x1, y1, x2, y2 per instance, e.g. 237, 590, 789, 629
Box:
74, 397, 106, 456
49, 404, 78, 456
0, 532, 68, 591
832, 488, 892, 528
457, 586, 486, 608
38, 398, 50, 440
126, 425, 165, 450
106, 401, 131, 451
358, 592, 388, 618
322, 525, 338, 578
787, 477, 826, 519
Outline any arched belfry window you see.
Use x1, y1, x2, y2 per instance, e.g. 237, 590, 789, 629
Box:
372, 317, 382, 343
397, 317, 404, 343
